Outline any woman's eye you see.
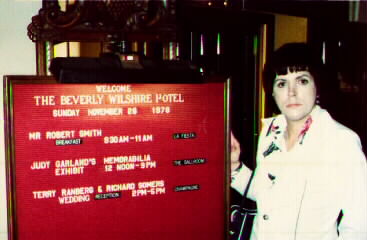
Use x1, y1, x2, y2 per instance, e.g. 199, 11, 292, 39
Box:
276, 81, 286, 88
298, 78, 309, 85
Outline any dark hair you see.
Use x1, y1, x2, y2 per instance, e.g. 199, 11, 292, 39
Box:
263, 43, 324, 95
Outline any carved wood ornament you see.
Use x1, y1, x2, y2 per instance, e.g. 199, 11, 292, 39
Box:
27, 0, 177, 43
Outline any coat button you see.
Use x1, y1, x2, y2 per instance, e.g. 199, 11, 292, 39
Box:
263, 214, 269, 220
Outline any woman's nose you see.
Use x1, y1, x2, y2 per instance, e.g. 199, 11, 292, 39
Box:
288, 84, 297, 96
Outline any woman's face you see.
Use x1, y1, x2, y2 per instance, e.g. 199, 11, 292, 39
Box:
272, 69, 317, 124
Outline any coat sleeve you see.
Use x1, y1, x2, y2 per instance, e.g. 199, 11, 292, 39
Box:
337, 131, 367, 240
243, 118, 272, 201
230, 117, 273, 199
230, 164, 252, 196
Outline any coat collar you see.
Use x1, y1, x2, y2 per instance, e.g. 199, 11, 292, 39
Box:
262, 105, 322, 157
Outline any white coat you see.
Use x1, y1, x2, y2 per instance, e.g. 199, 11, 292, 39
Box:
231, 106, 367, 240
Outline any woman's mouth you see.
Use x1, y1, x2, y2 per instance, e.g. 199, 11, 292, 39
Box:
286, 103, 302, 108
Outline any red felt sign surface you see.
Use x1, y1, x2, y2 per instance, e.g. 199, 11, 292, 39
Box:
8, 80, 228, 240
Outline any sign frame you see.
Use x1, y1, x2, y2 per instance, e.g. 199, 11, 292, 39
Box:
3, 75, 231, 240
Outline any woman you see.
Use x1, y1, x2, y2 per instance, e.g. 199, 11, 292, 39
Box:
231, 43, 367, 240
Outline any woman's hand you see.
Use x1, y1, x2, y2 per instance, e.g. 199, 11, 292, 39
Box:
231, 131, 242, 172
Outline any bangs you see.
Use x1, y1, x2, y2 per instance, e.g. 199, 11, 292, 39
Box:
274, 65, 310, 76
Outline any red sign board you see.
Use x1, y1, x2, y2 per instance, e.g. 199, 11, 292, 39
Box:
4, 76, 229, 240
